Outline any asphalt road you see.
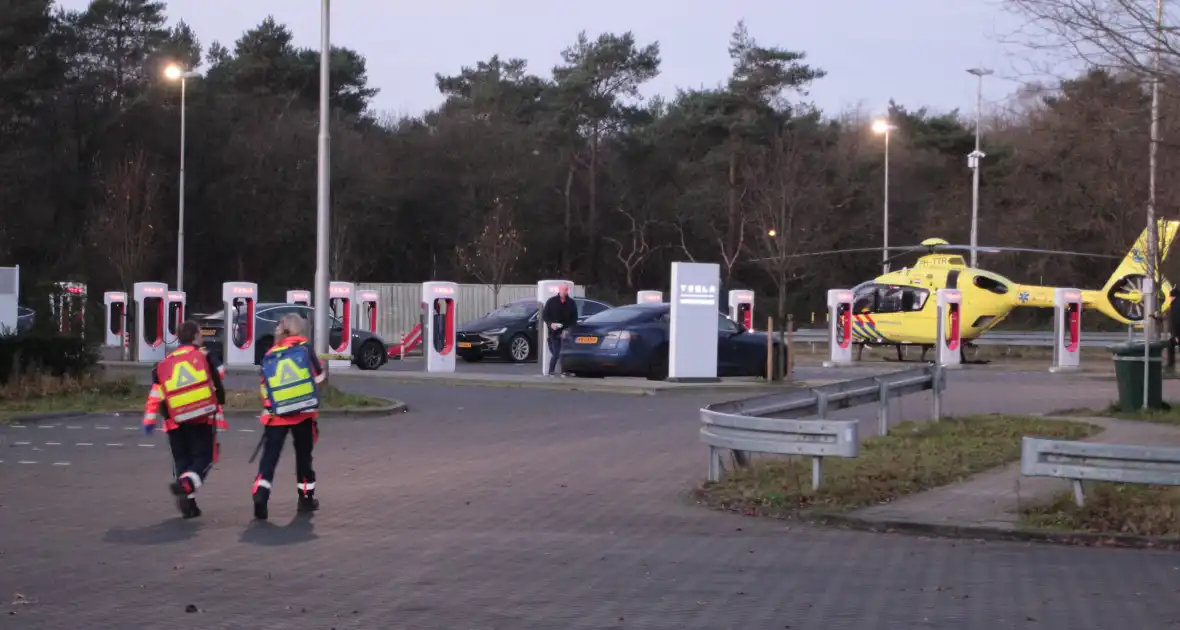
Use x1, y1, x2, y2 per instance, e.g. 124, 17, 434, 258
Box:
2, 374, 1178, 628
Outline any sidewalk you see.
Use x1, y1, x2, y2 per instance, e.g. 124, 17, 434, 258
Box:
849, 416, 1180, 530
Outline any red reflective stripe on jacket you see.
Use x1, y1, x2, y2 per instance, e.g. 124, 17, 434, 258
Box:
258, 336, 323, 427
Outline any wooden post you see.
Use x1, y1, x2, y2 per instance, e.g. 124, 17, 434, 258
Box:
786, 315, 795, 380
766, 316, 775, 381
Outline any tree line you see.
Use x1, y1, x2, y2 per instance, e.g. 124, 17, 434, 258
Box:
4, 0, 1180, 324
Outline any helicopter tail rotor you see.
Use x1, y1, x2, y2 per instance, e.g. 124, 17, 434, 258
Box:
1091, 220, 1180, 323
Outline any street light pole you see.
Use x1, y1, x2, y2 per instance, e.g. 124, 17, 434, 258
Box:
871, 119, 895, 273
313, 0, 332, 357
164, 65, 199, 292
1144, 0, 1164, 409
967, 67, 993, 269
178, 74, 187, 292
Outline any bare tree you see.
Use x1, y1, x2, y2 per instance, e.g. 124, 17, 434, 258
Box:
455, 199, 524, 306
744, 125, 840, 318
1004, 0, 1178, 80
605, 203, 662, 289
89, 148, 162, 290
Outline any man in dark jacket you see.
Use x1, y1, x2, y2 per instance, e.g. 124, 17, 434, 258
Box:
542, 283, 579, 376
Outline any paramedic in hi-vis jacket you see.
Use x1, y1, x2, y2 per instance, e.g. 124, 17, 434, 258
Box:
253, 313, 326, 520
142, 320, 228, 519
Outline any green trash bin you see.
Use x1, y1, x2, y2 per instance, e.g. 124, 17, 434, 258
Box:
1110, 341, 1169, 411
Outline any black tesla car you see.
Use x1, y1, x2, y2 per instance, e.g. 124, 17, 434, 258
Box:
199, 303, 388, 370
559, 303, 783, 380
457, 297, 613, 362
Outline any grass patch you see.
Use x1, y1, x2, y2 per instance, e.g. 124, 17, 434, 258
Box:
1051, 402, 1180, 426
1022, 483, 1180, 538
695, 415, 1100, 515
0, 373, 387, 421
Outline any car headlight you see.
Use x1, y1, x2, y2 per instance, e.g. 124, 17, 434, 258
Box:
480, 327, 506, 337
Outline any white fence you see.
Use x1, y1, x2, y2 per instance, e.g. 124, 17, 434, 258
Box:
356, 283, 586, 343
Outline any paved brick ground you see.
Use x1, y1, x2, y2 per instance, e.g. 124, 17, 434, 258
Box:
3, 373, 1180, 628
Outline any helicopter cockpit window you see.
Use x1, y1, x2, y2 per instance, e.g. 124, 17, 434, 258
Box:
902, 288, 930, 311
852, 284, 878, 313
876, 287, 905, 313
973, 275, 1009, 295
859, 285, 929, 314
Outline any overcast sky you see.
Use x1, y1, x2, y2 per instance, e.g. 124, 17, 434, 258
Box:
60, 0, 1040, 120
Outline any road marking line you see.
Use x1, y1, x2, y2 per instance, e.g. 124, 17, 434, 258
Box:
46, 442, 60, 446
105, 443, 123, 447
238, 429, 255, 433
14, 441, 30, 446
66, 426, 83, 429
18, 461, 37, 464
76, 443, 92, 446
123, 426, 137, 431
95, 426, 110, 430
137, 444, 154, 448
53, 462, 70, 466
11, 425, 25, 428
38, 425, 56, 429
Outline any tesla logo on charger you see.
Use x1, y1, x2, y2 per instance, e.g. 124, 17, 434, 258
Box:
678, 284, 717, 306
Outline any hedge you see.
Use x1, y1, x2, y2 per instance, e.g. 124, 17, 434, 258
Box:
0, 331, 98, 385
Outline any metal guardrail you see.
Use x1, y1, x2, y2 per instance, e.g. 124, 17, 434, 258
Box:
1021, 437, 1180, 506
790, 329, 1129, 347
700, 365, 946, 489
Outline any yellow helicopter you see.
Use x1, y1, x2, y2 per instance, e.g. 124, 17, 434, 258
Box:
794, 219, 1180, 359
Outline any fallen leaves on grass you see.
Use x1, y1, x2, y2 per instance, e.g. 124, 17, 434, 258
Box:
695, 415, 1099, 516
1022, 483, 1180, 538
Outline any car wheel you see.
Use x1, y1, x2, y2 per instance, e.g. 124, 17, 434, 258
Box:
355, 340, 384, 370
253, 336, 274, 365
647, 346, 669, 381
461, 353, 483, 362
507, 333, 531, 363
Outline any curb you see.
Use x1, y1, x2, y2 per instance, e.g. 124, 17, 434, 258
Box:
353, 374, 802, 396
691, 495, 1180, 551
0, 399, 408, 424
808, 511, 1180, 551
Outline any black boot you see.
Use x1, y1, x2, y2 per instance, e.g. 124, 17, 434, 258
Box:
297, 493, 319, 513
169, 480, 200, 518
252, 476, 270, 520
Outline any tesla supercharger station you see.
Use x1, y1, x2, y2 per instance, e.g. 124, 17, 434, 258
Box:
164, 291, 186, 349
328, 282, 355, 367
287, 289, 311, 306
357, 290, 379, 334
636, 290, 663, 304
222, 282, 257, 366
103, 291, 126, 347
0, 266, 18, 334
823, 289, 854, 367
132, 282, 167, 363
729, 290, 754, 330
668, 262, 721, 382
935, 289, 962, 369
1051, 288, 1083, 373
422, 282, 457, 373
51, 281, 87, 336
537, 279, 574, 376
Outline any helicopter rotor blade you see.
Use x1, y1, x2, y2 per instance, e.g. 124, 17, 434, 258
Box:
930, 245, 1121, 259
746, 246, 921, 263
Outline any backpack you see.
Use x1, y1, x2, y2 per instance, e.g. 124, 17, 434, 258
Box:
260, 343, 320, 416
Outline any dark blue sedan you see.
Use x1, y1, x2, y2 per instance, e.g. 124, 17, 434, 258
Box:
558, 303, 783, 381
